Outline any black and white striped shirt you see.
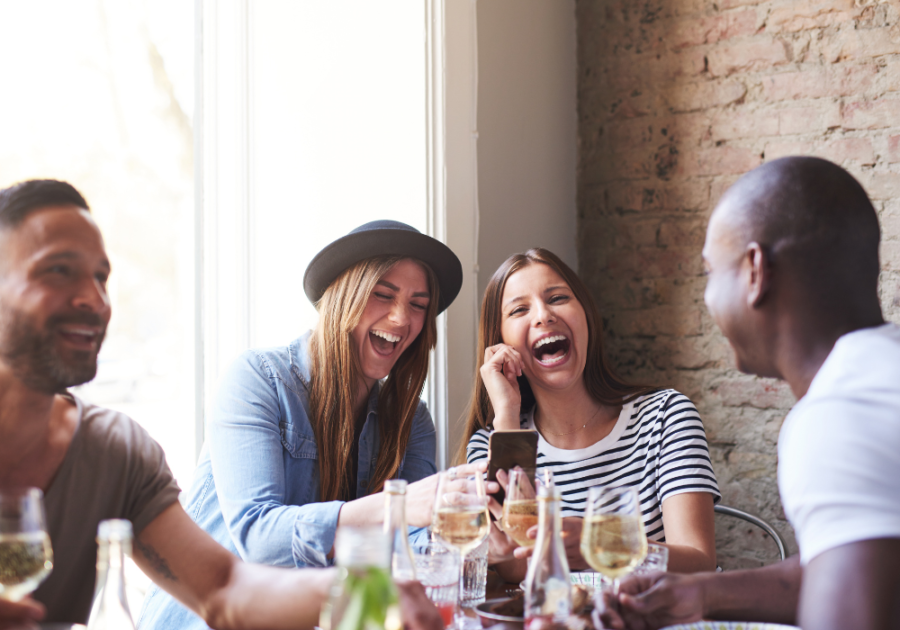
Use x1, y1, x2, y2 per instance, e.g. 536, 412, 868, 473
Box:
466, 389, 720, 542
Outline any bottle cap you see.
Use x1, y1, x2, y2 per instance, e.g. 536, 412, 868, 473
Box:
384, 479, 408, 495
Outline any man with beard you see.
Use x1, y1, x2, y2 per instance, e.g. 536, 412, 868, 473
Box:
0, 180, 442, 630
600, 157, 900, 630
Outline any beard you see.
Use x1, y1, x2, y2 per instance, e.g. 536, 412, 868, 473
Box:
0, 305, 107, 394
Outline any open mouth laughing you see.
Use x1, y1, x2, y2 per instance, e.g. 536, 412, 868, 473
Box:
57, 325, 104, 351
369, 329, 402, 356
531, 333, 570, 366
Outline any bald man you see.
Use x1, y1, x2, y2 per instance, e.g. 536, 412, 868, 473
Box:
601, 157, 900, 630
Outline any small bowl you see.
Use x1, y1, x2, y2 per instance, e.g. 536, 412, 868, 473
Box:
474, 597, 524, 629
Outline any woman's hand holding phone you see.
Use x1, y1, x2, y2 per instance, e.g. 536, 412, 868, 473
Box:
481, 344, 524, 430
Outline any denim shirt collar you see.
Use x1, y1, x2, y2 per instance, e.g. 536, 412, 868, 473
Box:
289, 330, 381, 418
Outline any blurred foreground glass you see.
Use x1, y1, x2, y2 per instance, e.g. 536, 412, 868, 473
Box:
571, 542, 668, 591
431, 468, 490, 630
580, 487, 647, 596
320, 526, 401, 630
414, 541, 459, 627
0, 488, 53, 601
523, 485, 571, 629
461, 538, 488, 608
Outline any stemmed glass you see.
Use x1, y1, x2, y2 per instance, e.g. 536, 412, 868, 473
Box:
431, 468, 490, 630
501, 467, 553, 549
0, 488, 54, 601
579, 486, 647, 597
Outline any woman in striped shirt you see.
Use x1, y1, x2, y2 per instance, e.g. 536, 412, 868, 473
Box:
460, 248, 719, 580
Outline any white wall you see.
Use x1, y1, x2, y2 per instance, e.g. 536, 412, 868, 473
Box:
475, 0, 578, 299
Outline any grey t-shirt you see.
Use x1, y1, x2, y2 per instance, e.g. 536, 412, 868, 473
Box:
32, 394, 181, 624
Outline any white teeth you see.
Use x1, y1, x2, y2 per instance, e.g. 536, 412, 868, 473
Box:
533, 334, 566, 350
61, 327, 96, 337
371, 330, 401, 343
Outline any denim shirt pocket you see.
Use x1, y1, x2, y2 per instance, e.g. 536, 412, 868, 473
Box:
280, 422, 318, 459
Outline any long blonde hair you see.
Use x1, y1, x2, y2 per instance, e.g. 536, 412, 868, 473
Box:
456, 248, 657, 465
308, 256, 439, 501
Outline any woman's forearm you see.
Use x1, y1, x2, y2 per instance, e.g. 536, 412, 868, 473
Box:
336, 492, 384, 528
662, 542, 717, 573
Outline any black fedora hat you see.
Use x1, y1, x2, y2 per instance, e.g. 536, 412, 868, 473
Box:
303, 220, 463, 313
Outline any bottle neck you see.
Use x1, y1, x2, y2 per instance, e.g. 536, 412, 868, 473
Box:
384, 490, 408, 533
536, 493, 561, 541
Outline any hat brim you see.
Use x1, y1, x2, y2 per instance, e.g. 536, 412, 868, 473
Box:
303, 229, 463, 313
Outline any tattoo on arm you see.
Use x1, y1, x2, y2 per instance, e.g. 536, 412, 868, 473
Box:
134, 538, 179, 582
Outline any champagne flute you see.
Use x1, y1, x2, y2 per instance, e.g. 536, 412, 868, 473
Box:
431, 468, 490, 630
580, 486, 646, 596
0, 488, 54, 601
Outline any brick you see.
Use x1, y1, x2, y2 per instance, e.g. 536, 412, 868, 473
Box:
615, 304, 704, 337
842, 99, 900, 130
863, 171, 900, 201
681, 146, 763, 177
719, 0, 766, 8
635, 246, 705, 279
817, 137, 876, 166
667, 80, 747, 113
765, 140, 817, 161
887, 136, 900, 163
658, 216, 708, 247
882, 241, 900, 272
711, 109, 780, 141
710, 175, 744, 206
767, 0, 857, 33
824, 24, 900, 62
778, 102, 841, 135
713, 377, 795, 409
761, 64, 878, 101
707, 37, 791, 77
669, 10, 758, 50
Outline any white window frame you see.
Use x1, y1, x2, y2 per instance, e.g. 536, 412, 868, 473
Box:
194, 0, 480, 469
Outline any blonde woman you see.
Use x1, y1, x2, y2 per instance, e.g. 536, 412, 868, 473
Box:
140, 221, 475, 630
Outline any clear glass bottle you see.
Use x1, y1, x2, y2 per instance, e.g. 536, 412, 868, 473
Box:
320, 526, 402, 630
87, 519, 136, 630
383, 479, 416, 581
523, 485, 571, 630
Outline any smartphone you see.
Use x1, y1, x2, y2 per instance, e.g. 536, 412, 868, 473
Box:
487, 430, 539, 504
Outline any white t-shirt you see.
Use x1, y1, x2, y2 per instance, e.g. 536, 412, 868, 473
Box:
778, 323, 900, 564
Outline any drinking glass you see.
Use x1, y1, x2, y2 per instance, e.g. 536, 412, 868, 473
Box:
413, 542, 459, 628
501, 467, 542, 548
0, 488, 54, 601
579, 487, 646, 596
431, 468, 490, 630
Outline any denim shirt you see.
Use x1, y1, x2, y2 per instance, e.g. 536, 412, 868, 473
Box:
138, 332, 437, 630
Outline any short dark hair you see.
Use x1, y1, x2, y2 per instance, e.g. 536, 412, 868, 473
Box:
0, 180, 90, 229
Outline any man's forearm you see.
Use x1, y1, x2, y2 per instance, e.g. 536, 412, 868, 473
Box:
704, 555, 801, 623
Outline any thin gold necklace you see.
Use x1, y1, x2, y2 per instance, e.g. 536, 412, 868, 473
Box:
535, 404, 604, 438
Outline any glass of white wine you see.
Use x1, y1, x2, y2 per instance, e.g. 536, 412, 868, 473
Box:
0, 487, 54, 602
431, 468, 490, 630
501, 467, 554, 549
579, 486, 646, 597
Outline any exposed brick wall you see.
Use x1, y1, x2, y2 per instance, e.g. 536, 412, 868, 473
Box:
576, 0, 900, 568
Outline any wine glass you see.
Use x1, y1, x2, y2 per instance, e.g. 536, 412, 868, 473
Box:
431, 468, 490, 630
579, 486, 646, 597
501, 467, 553, 548
0, 488, 54, 601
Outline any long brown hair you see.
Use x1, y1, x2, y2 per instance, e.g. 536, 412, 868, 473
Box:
309, 256, 439, 501
456, 248, 657, 464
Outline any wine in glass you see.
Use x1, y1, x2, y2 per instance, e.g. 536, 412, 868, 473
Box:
0, 488, 54, 602
431, 468, 490, 630
501, 468, 553, 548
580, 486, 647, 596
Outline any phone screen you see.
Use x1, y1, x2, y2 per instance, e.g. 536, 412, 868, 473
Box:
487, 430, 538, 504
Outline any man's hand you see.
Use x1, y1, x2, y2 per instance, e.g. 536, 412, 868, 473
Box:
0, 597, 44, 630
395, 580, 443, 630
597, 572, 705, 630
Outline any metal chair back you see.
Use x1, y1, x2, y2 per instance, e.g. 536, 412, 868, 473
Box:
715, 504, 787, 562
